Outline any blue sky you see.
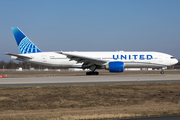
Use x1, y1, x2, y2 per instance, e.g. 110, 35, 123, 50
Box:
0, 0, 180, 61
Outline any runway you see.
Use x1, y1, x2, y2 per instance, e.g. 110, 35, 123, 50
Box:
118, 115, 180, 120
0, 74, 180, 86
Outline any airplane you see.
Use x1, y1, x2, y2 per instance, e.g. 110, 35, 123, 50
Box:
4, 27, 178, 75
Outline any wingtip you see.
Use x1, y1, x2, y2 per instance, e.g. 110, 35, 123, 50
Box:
56, 51, 63, 54
4, 53, 10, 55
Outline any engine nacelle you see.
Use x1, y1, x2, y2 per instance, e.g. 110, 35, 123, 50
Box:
105, 61, 124, 72
11, 56, 18, 60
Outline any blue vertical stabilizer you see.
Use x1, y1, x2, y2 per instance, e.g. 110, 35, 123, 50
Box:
11, 27, 41, 54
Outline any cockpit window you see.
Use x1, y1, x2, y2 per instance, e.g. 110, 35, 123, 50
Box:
171, 57, 175, 59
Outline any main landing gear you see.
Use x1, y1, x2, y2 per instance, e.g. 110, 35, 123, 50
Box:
86, 71, 99, 75
86, 65, 99, 75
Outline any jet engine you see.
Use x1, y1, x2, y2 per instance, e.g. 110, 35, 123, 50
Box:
105, 61, 124, 72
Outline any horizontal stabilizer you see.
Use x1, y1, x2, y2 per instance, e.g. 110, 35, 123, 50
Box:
4, 53, 32, 59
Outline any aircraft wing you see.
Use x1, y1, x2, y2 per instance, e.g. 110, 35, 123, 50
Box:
4, 53, 32, 59
56, 52, 107, 66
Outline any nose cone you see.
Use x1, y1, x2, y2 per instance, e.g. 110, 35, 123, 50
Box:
174, 59, 179, 65
172, 58, 179, 65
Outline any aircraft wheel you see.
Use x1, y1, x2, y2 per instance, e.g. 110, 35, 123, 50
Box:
94, 72, 99, 75
160, 71, 164, 74
86, 72, 91, 75
86, 72, 99, 75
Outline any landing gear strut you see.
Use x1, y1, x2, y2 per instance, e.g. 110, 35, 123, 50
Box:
86, 65, 99, 75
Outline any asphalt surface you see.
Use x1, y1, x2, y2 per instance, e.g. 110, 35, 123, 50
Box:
1, 70, 180, 78
115, 115, 180, 120
0, 74, 180, 86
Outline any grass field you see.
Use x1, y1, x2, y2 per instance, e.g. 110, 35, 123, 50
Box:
0, 82, 180, 120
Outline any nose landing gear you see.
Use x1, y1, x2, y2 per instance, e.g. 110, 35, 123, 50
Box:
160, 70, 164, 74
160, 68, 164, 74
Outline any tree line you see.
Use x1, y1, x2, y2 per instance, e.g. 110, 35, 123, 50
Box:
0, 60, 51, 69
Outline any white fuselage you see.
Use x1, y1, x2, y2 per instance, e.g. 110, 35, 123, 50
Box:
12, 51, 178, 69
